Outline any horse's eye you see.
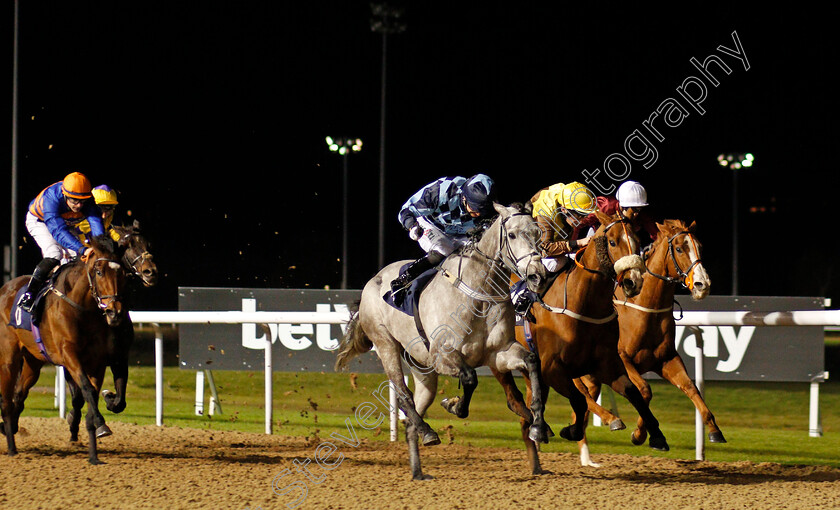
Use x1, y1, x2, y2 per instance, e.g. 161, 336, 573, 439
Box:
609, 240, 616, 247
676, 247, 683, 253
508, 233, 516, 240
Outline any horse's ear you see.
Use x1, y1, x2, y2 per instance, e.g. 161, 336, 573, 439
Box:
595, 210, 612, 225
132, 219, 141, 232
521, 201, 533, 215
493, 202, 509, 217
688, 221, 697, 233
656, 221, 671, 236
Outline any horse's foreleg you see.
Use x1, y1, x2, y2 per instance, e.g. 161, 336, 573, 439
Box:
104, 320, 133, 414
404, 420, 433, 481
440, 365, 477, 419
574, 376, 625, 431
661, 356, 726, 443
65, 365, 109, 464
609, 374, 669, 451
523, 352, 549, 444
65, 371, 84, 442
104, 361, 128, 414
490, 368, 531, 422
519, 370, 549, 475
560, 382, 588, 443
617, 353, 654, 446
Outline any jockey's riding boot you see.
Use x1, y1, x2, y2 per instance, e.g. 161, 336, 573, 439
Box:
18, 257, 59, 313
390, 256, 435, 306
513, 290, 538, 323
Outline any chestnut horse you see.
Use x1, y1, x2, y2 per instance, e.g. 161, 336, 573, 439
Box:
64, 222, 158, 440
514, 211, 670, 474
0, 236, 126, 464
574, 219, 721, 465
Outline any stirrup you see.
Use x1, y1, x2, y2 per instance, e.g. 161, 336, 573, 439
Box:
17, 292, 35, 313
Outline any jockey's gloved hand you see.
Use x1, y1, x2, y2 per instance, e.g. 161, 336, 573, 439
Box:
409, 225, 424, 241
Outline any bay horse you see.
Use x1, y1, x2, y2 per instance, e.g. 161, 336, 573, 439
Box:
335, 202, 549, 480
515, 210, 671, 474
0, 236, 126, 464
574, 219, 721, 465
64, 222, 158, 440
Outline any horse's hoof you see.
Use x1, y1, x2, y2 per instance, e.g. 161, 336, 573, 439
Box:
412, 473, 435, 481
609, 419, 626, 431
630, 430, 647, 446
545, 423, 555, 438
709, 431, 727, 443
649, 436, 670, 451
88, 458, 105, 465
95, 425, 113, 438
440, 397, 468, 419
421, 431, 440, 446
528, 424, 548, 444
559, 425, 583, 442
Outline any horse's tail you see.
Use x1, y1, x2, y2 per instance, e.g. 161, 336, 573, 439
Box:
334, 309, 373, 371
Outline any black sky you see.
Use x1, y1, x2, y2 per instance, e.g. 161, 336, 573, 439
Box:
2, 2, 838, 310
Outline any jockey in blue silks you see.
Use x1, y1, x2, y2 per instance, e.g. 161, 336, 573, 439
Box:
391, 174, 497, 306
17, 172, 105, 313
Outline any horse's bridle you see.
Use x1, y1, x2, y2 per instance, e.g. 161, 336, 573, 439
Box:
124, 250, 153, 279
574, 218, 635, 283
646, 231, 703, 290
87, 257, 123, 313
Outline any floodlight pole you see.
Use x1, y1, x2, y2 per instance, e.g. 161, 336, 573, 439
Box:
10, 0, 20, 280
326, 137, 362, 289
718, 152, 754, 296
371, 3, 406, 270
341, 152, 349, 290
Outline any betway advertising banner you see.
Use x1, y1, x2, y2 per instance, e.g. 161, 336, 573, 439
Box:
665, 295, 825, 382
178, 288, 825, 382
178, 287, 383, 373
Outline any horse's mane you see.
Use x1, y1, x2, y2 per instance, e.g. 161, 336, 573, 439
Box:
592, 235, 617, 279
90, 234, 116, 255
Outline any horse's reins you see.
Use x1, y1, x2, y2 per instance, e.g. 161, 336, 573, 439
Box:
540, 218, 636, 324
51, 257, 122, 314
613, 230, 700, 316
645, 231, 702, 290
439, 212, 539, 303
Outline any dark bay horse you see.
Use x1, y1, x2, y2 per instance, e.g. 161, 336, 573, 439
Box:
64, 222, 158, 439
335, 203, 549, 480
515, 211, 670, 474
0, 236, 126, 464
575, 219, 721, 464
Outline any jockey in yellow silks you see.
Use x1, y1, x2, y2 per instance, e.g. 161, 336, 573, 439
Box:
511, 181, 597, 317
76, 184, 122, 245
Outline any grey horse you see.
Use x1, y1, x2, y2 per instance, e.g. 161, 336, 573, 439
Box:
335, 202, 549, 480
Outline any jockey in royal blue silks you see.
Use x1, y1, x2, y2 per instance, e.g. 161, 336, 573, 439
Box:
390, 174, 498, 306
17, 172, 105, 313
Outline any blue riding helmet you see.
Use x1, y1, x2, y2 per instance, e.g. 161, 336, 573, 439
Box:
462, 174, 497, 216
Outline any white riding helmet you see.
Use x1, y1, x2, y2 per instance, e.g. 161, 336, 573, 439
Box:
616, 181, 648, 208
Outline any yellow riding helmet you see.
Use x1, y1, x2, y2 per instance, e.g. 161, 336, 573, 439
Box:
92, 185, 119, 205
561, 181, 596, 214
61, 172, 93, 199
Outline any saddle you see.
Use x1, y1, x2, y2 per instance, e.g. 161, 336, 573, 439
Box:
9, 263, 72, 328
383, 263, 438, 317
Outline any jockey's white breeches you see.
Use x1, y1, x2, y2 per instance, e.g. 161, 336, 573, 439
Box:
26, 212, 77, 263
416, 217, 469, 258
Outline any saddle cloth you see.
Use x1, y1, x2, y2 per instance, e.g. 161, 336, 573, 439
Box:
382, 263, 438, 316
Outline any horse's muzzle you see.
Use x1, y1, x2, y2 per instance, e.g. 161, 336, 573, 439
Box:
104, 301, 124, 326
615, 254, 645, 299
525, 259, 549, 295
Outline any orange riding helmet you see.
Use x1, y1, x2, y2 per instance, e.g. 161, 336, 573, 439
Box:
61, 172, 93, 200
